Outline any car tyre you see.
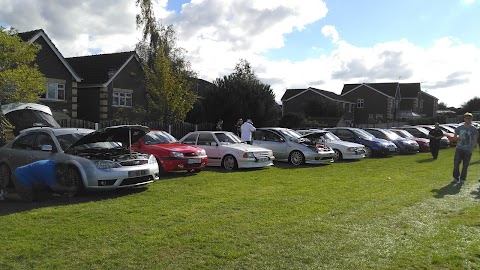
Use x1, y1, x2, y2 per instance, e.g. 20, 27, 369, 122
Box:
222, 155, 237, 170
332, 149, 343, 162
289, 150, 305, 166
62, 166, 84, 197
0, 163, 12, 189
364, 146, 372, 158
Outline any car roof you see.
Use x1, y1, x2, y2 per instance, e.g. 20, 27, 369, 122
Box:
21, 127, 94, 135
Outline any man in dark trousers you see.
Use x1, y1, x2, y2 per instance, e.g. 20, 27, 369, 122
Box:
428, 122, 443, 159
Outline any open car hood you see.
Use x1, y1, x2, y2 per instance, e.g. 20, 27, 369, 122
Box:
1, 103, 60, 134
69, 125, 150, 149
299, 131, 327, 139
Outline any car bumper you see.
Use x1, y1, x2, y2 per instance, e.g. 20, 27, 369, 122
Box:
304, 152, 334, 164
160, 156, 208, 172
342, 153, 366, 160
237, 156, 275, 168
85, 163, 160, 190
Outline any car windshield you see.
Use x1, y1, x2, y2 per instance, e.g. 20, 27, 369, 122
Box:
323, 131, 340, 141
383, 129, 402, 140
142, 131, 178, 144
351, 129, 375, 140
214, 132, 242, 144
56, 132, 121, 151
277, 129, 302, 141
395, 130, 414, 138
416, 127, 431, 134
439, 126, 455, 133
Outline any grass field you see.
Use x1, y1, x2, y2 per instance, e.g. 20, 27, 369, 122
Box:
1, 147, 480, 269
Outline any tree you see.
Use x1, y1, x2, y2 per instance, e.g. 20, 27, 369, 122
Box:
144, 44, 197, 123
0, 27, 46, 104
278, 112, 304, 129
437, 101, 448, 110
460, 97, 480, 114
202, 59, 280, 130
135, 0, 197, 123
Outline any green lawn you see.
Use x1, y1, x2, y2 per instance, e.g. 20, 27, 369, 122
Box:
1, 148, 480, 269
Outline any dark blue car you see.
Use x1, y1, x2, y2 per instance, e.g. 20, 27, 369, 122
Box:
325, 127, 397, 157
364, 128, 419, 154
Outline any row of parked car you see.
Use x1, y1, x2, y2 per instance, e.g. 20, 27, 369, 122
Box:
0, 103, 475, 197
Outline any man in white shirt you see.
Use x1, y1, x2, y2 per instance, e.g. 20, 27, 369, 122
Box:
241, 119, 256, 144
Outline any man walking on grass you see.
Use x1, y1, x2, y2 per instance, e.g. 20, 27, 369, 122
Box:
451, 112, 479, 185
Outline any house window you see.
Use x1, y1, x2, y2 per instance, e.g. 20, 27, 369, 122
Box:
45, 83, 65, 100
113, 92, 132, 107
357, 99, 364, 108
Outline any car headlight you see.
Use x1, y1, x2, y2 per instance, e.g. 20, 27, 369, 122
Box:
198, 149, 206, 156
346, 147, 357, 152
171, 151, 184, 158
148, 154, 157, 164
93, 160, 121, 169
243, 152, 255, 158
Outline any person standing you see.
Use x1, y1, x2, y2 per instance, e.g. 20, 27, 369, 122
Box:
215, 119, 223, 131
241, 119, 256, 144
451, 112, 479, 185
428, 122, 443, 159
235, 118, 243, 137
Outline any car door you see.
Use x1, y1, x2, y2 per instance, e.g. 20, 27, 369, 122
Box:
367, 130, 387, 140
197, 133, 221, 166
253, 130, 288, 160
336, 129, 356, 143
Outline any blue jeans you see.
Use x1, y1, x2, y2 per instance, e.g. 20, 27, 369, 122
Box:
453, 148, 473, 181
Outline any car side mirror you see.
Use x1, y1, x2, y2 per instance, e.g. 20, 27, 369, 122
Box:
41, 145, 53, 152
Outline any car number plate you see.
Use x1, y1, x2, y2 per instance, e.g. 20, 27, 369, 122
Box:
187, 158, 201, 164
128, 170, 148, 177
256, 157, 269, 162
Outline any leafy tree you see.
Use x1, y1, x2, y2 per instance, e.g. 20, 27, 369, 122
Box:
460, 97, 480, 114
278, 112, 304, 129
0, 27, 46, 104
135, 0, 197, 123
437, 101, 448, 110
144, 44, 196, 123
203, 59, 281, 130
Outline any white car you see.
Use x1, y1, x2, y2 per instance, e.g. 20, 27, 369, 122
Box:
252, 128, 335, 165
296, 129, 366, 162
0, 125, 160, 194
179, 131, 274, 170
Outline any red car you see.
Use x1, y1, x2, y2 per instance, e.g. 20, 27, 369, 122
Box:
389, 129, 430, 152
131, 130, 208, 173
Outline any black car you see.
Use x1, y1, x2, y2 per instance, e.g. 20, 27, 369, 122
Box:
364, 128, 419, 154
392, 126, 450, 148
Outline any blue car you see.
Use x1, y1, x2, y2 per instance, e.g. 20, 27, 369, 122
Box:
364, 128, 419, 154
325, 127, 397, 157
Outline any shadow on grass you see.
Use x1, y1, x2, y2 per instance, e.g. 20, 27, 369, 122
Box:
202, 166, 271, 173
0, 186, 148, 216
469, 159, 480, 166
416, 158, 436, 163
471, 180, 480, 199
431, 183, 463, 198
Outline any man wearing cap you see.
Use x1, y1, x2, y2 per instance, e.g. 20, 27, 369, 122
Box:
451, 112, 479, 185
241, 119, 256, 145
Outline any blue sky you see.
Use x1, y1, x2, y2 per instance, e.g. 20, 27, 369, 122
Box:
1, 0, 479, 107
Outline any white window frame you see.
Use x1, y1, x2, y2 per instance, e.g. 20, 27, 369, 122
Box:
357, 99, 364, 109
45, 82, 66, 100
113, 92, 133, 107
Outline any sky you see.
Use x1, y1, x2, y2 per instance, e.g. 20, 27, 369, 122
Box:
0, 0, 479, 108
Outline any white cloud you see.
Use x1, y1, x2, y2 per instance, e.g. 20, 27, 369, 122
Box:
0, 0, 478, 107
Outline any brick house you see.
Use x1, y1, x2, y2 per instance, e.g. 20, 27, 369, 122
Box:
281, 87, 355, 126
66, 52, 147, 122
397, 83, 438, 119
18, 29, 82, 119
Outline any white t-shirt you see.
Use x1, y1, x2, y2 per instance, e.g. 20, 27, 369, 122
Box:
240, 122, 256, 141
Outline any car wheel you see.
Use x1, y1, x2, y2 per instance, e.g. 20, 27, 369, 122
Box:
222, 155, 237, 170
395, 147, 401, 155
364, 146, 372, 158
62, 166, 84, 196
0, 163, 12, 189
289, 150, 305, 166
332, 149, 343, 162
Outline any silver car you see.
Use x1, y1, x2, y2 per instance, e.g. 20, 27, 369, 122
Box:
252, 128, 335, 165
0, 125, 160, 193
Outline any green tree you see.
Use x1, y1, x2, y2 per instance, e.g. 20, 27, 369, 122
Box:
135, 0, 197, 123
203, 59, 280, 129
460, 97, 480, 114
0, 27, 46, 104
144, 44, 197, 123
278, 112, 304, 129
437, 101, 448, 110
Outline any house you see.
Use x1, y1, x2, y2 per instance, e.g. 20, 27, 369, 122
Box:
66, 52, 147, 122
341, 82, 438, 123
341, 83, 400, 123
18, 29, 82, 119
281, 87, 356, 126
